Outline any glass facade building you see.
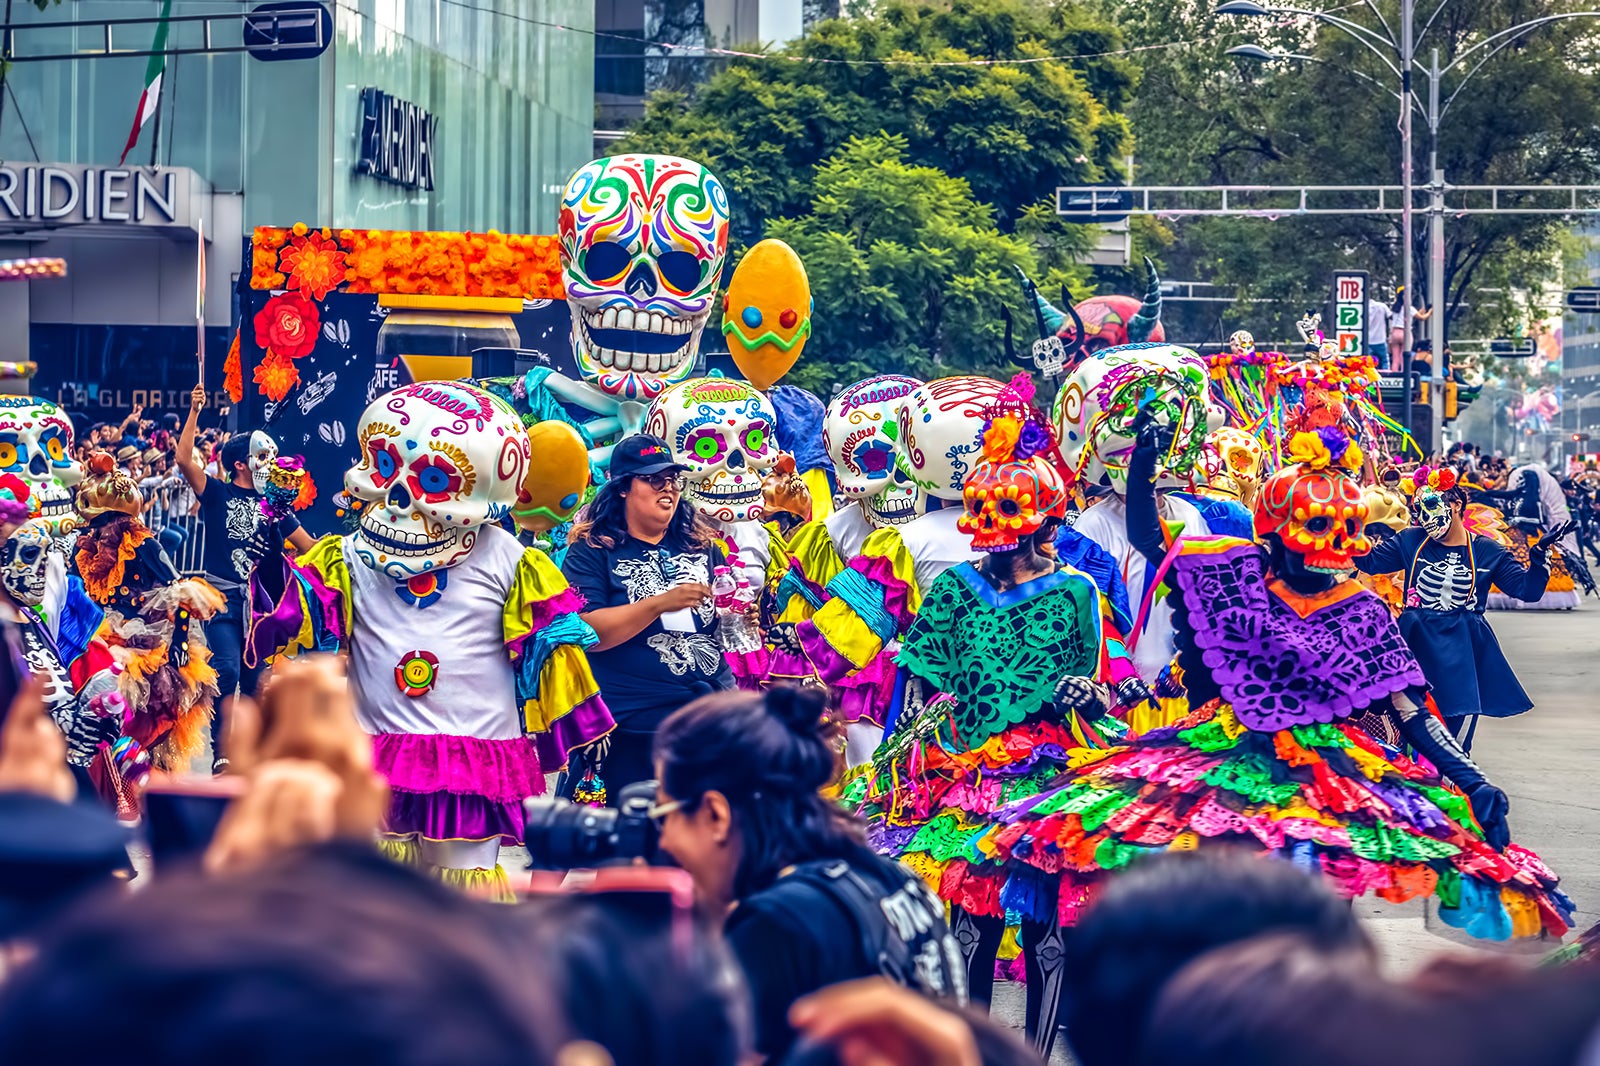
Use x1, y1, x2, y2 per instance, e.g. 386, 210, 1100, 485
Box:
0, 0, 594, 421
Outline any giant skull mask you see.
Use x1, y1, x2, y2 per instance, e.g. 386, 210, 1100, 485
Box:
646, 378, 777, 523
1254, 464, 1371, 573
345, 382, 530, 581
0, 397, 82, 530
559, 154, 730, 402
824, 375, 926, 527
1, 518, 54, 607
248, 430, 279, 494
895, 377, 1008, 502
1053, 344, 1220, 493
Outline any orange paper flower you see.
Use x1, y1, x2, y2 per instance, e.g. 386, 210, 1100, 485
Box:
253, 349, 300, 402
279, 230, 348, 301
293, 470, 318, 511
223, 331, 243, 403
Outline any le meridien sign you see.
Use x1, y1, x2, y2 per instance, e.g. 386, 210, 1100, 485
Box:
0, 164, 188, 226
356, 88, 437, 191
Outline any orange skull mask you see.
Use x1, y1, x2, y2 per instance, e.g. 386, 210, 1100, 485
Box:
1253, 464, 1371, 573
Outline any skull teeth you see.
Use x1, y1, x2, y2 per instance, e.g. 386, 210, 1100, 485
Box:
359, 516, 454, 556
576, 311, 702, 374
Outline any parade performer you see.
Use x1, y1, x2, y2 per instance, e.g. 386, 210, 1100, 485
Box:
789, 376, 1001, 761
855, 400, 1120, 1058
979, 420, 1572, 943
1057, 344, 1221, 686
0, 395, 85, 531
1351, 467, 1557, 750
248, 381, 613, 894
71, 452, 223, 772
1491, 462, 1592, 604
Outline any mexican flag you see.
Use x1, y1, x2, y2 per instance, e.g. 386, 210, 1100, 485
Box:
117, 0, 174, 165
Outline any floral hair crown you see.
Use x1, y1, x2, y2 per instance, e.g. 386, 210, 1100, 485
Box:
1286, 426, 1364, 475
1397, 464, 1457, 497
979, 373, 1056, 465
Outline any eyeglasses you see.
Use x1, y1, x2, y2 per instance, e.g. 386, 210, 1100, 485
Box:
648, 798, 685, 828
637, 472, 687, 492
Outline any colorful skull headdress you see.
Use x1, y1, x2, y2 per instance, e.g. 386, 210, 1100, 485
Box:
558, 154, 731, 401
1197, 427, 1267, 505
824, 374, 926, 527
1053, 344, 1221, 492
2, 517, 53, 607
895, 376, 1009, 502
957, 379, 1069, 552
1253, 429, 1371, 573
345, 381, 530, 580
0, 397, 82, 530
248, 431, 279, 494
646, 377, 777, 523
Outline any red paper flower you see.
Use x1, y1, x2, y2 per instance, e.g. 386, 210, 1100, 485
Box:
253, 292, 320, 360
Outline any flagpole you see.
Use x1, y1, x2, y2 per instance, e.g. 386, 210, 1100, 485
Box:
196, 217, 205, 392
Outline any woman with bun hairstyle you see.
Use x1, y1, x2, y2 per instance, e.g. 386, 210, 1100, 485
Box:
652, 684, 966, 1064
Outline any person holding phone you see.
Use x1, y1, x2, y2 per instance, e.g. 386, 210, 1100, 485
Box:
561, 435, 733, 804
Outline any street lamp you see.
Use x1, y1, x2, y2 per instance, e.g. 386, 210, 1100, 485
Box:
1218, 2, 1600, 457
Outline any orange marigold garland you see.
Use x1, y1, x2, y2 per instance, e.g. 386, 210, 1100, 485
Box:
278, 229, 348, 301
292, 469, 317, 511
223, 330, 244, 403
253, 349, 300, 402
250, 226, 563, 299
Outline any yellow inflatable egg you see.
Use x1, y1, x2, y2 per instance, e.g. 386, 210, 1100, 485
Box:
721, 239, 812, 391
514, 420, 590, 533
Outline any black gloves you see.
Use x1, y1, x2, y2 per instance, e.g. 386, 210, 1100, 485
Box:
1053, 675, 1111, 721
1530, 522, 1573, 561
1393, 701, 1511, 851
1465, 783, 1511, 852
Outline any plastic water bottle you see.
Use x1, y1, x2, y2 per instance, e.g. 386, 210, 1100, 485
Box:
712, 566, 736, 610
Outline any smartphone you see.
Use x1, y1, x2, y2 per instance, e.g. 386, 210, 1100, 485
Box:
143, 775, 246, 865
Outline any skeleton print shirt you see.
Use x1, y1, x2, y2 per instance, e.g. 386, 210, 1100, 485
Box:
561, 533, 733, 731
1355, 526, 1548, 612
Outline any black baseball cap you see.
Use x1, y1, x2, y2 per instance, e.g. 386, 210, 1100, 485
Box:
609, 434, 683, 480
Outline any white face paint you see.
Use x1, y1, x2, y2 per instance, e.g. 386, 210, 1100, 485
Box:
248, 431, 279, 494
1415, 486, 1453, 540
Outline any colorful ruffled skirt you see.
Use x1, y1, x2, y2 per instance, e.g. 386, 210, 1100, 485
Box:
852, 708, 1126, 924
978, 700, 1571, 940
372, 732, 546, 848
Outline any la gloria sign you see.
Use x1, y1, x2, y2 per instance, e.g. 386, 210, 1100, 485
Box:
356, 87, 437, 191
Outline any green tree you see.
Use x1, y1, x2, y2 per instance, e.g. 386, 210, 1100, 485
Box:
617, 0, 1135, 247
760, 133, 1069, 396
1116, 0, 1600, 344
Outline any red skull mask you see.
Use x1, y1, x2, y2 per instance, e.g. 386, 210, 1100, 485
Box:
1253, 465, 1371, 572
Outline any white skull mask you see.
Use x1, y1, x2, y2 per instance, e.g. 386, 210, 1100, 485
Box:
1, 518, 54, 607
1414, 486, 1453, 540
824, 375, 927, 527
895, 376, 1008, 501
345, 382, 530, 581
646, 378, 777, 523
0, 397, 82, 530
1053, 344, 1220, 493
1198, 428, 1267, 504
248, 431, 279, 494
559, 154, 731, 402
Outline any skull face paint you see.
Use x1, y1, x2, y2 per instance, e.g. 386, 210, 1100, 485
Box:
824, 375, 926, 527
895, 377, 1009, 502
558, 155, 730, 401
1054, 344, 1220, 493
0, 397, 82, 530
646, 378, 777, 523
1414, 486, 1454, 540
1253, 465, 1372, 573
1, 518, 53, 606
248, 431, 279, 494
345, 382, 530, 580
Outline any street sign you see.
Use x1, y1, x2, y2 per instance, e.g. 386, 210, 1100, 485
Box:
244, 2, 332, 61
1566, 287, 1600, 313
1488, 337, 1537, 357
1055, 188, 1133, 224
1330, 270, 1368, 357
